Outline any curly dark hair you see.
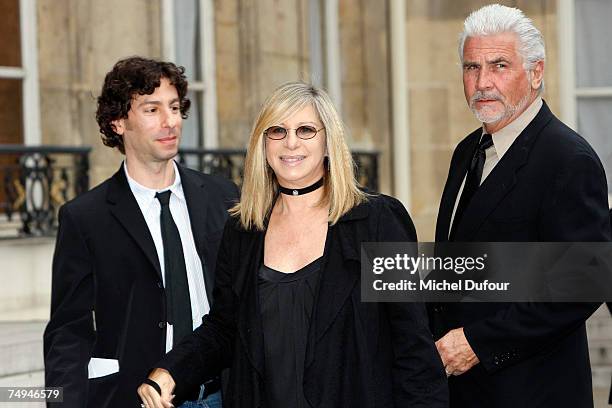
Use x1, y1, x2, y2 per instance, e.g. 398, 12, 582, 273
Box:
96, 56, 191, 153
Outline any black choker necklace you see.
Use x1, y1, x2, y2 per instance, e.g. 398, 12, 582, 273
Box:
278, 178, 324, 196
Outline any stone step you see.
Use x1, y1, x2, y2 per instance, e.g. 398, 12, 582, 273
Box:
0, 370, 44, 408
592, 365, 612, 388
0, 321, 46, 378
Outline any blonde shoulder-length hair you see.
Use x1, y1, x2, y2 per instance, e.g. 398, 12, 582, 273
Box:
230, 82, 367, 230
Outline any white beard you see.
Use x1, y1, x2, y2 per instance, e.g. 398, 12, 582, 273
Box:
472, 92, 531, 124
469, 77, 533, 125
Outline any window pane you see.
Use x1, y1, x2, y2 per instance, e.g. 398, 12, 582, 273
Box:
577, 98, 612, 193
174, 0, 202, 81
575, 0, 612, 87
174, 0, 204, 152
0, 0, 22, 67
0, 78, 23, 144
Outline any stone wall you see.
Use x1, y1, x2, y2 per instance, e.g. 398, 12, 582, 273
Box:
35, 0, 561, 235
339, 0, 393, 193
0, 238, 53, 321
214, 0, 312, 148
37, 0, 162, 187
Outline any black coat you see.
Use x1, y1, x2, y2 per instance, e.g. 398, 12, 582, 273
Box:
158, 194, 449, 407
43, 163, 239, 407
430, 101, 610, 408
608, 209, 612, 405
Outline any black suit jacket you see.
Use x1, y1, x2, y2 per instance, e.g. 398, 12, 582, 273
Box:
156, 194, 449, 407
43, 163, 239, 407
430, 101, 610, 408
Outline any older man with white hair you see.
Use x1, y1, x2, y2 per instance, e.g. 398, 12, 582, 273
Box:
430, 4, 610, 408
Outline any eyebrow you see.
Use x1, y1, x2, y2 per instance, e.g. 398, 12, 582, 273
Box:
487, 57, 511, 65
462, 57, 511, 69
137, 98, 180, 107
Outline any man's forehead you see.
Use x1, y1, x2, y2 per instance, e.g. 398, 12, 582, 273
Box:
463, 33, 520, 59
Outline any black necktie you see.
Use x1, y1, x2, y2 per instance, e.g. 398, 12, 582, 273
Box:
450, 134, 493, 240
156, 190, 192, 346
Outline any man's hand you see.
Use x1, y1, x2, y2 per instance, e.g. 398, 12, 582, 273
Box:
138, 368, 176, 408
435, 327, 479, 376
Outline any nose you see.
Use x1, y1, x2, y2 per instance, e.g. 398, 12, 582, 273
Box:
162, 108, 179, 128
283, 129, 301, 150
476, 67, 493, 90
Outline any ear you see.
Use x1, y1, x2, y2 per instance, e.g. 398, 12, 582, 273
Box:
111, 118, 125, 135
530, 60, 544, 90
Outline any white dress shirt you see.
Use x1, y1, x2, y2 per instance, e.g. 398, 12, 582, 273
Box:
449, 97, 543, 237
124, 161, 211, 353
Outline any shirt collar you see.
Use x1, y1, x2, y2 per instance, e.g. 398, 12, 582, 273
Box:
124, 160, 185, 206
482, 96, 542, 160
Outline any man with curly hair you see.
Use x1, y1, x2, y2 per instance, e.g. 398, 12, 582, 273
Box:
44, 56, 238, 407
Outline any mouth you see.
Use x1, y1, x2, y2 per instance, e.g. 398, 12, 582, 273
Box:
474, 99, 498, 104
157, 135, 177, 144
279, 155, 306, 166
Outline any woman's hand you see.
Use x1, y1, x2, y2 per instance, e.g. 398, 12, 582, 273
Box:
137, 368, 176, 408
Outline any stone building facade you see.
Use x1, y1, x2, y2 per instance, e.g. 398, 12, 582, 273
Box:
0, 0, 610, 405
29, 0, 563, 240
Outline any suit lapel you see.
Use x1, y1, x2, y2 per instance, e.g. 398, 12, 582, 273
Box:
107, 166, 162, 279
453, 102, 554, 240
436, 130, 481, 242
305, 206, 366, 369
178, 164, 214, 299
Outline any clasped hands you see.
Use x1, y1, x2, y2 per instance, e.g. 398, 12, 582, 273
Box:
435, 327, 479, 377
137, 368, 176, 408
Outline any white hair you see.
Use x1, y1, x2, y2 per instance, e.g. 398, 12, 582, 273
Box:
459, 4, 545, 93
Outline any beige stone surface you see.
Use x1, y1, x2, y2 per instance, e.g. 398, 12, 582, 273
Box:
34, 0, 562, 207
37, 0, 161, 185
0, 238, 54, 320
339, 0, 392, 193
31, 2, 562, 206
213, 0, 311, 148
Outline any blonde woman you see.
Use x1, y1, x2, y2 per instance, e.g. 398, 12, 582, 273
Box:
139, 82, 448, 408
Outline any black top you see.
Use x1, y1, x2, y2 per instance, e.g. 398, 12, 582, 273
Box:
258, 258, 322, 408
157, 195, 449, 408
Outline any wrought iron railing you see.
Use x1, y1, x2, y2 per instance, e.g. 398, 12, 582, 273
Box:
177, 148, 380, 192
177, 148, 247, 187
0, 145, 90, 238
0, 146, 378, 238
